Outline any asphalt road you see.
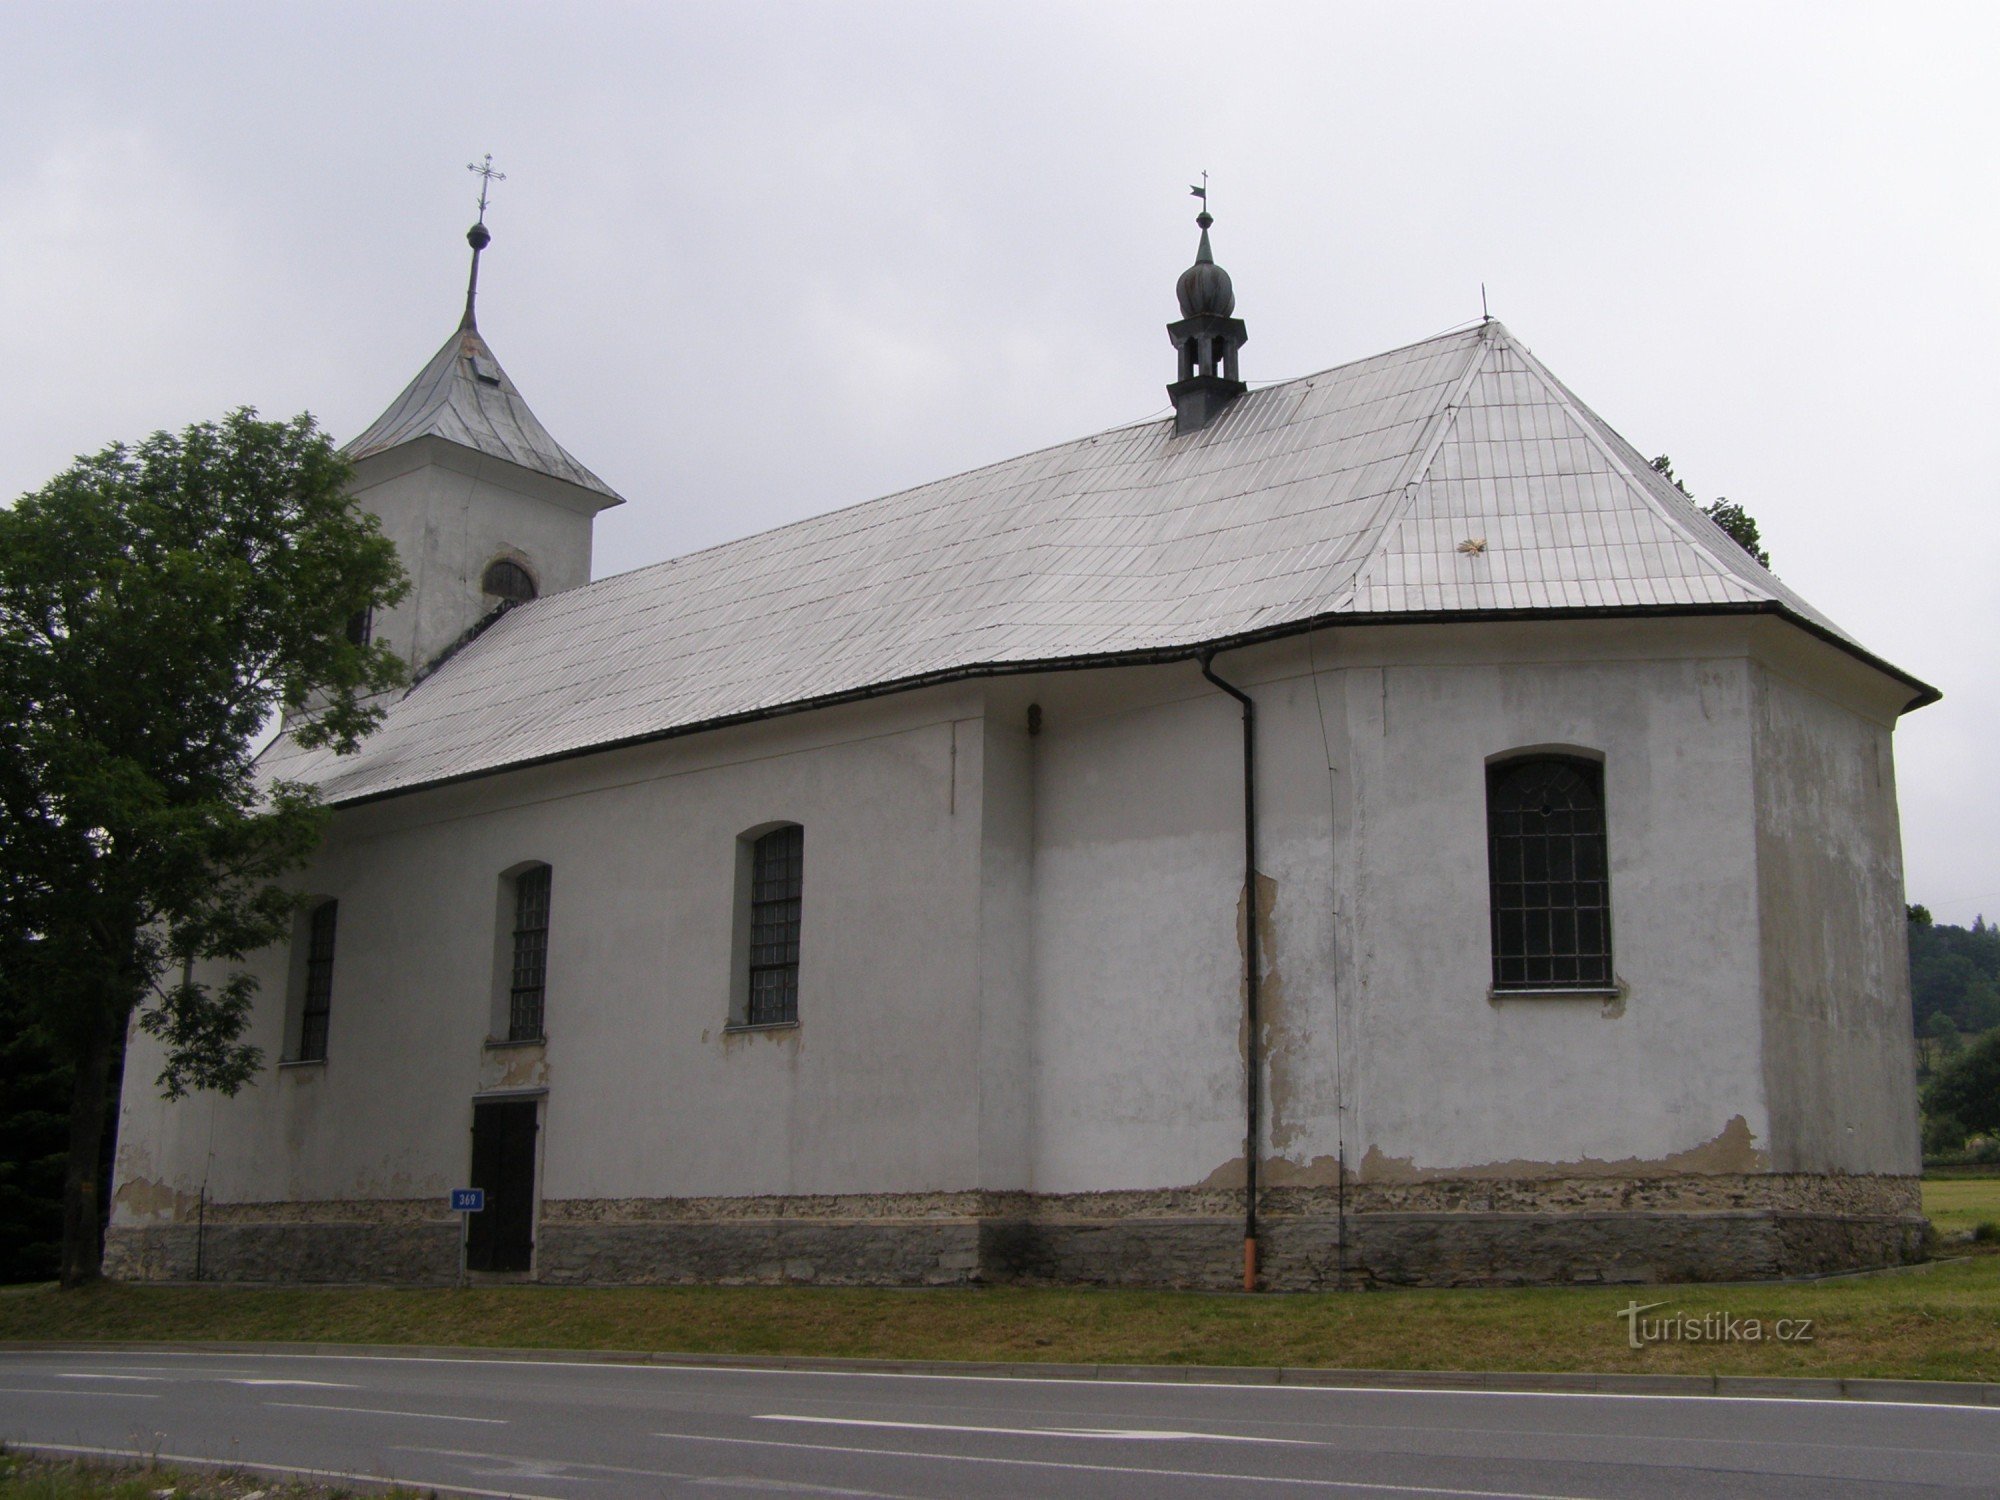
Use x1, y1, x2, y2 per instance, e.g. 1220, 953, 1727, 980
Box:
3, 1347, 1998, 1498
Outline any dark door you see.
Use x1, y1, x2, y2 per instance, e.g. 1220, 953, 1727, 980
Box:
466, 1099, 538, 1272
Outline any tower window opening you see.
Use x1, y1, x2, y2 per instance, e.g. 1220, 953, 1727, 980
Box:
482, 558, 538, 603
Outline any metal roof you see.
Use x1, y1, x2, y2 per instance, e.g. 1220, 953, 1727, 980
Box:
343, 323, 623, 504
270, 320, 1929, 804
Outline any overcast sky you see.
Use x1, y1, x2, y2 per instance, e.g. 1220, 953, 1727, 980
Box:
4, 1, 1995, 923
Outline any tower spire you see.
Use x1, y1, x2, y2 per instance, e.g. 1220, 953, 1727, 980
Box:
461, 153, 507, 331
1166, 183, 1248, 435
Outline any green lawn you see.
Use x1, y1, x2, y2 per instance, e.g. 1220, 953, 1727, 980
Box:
0, 1453, 419, 1500
5, 1252, 2000, 1384
1923, 1174, 2000, 1239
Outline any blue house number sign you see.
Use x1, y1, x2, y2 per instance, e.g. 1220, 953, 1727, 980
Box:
451, 1188, 486, 1213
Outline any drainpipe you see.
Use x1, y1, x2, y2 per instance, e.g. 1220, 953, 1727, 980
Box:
1199, 652, 1260, 1292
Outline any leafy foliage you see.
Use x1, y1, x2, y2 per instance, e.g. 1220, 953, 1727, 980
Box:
1913, 912, 2000, 1158
0, 982, 69, 1282
1648, 454, 1772, 567
1911, 916, 2000, 1045
0, 410, 406, 1282
1928, 1027, 2000, 1150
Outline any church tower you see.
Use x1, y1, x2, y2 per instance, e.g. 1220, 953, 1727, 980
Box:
342, 186, 622, 677
1165, 199, 1248, 435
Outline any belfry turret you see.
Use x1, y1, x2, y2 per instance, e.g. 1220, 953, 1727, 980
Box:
340, 161, 622, 675
1166, 200, 1248, 435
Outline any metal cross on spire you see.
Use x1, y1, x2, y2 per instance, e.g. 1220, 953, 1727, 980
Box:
468, 153, 507, 224
460, 154, 505, 331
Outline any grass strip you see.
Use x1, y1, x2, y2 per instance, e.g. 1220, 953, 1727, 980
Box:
0, 1450, 426, 1500
3, 1254, 1997, 1385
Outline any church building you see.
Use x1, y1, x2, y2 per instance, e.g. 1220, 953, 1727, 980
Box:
105, 206, 1934, 1289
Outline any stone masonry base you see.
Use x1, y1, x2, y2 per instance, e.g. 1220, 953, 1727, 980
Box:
104, 1175, 1928, 1289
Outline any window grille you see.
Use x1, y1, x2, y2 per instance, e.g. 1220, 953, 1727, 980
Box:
747, 825, 803, 1025
1487, 757, 1612, 989
299, 900, 337, 1061
482, 559, 537, 603
509, 865, 551, 1040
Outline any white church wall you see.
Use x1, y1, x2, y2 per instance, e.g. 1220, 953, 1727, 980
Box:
1750, 654, 1923, 1176
111, 686, 996, 1231
1318, 620, 1772, 1184
973, 713, 1036, 1191
1021, 664, 1251, 1194
108, 616, 1928, 1287
1004, 620, 1785, 1201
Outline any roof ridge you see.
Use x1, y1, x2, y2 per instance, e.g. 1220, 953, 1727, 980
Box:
1494, 329, 1774, 607
1268, 323, 1495, 619
564, 324, 1493, 602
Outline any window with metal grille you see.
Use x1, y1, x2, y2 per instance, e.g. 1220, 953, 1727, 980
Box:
1487, 756, 1612, 990
508, 865, 551, 1040
299, 900, 337, 1061
482, 558, 537, 603
746, 825, 803, 1026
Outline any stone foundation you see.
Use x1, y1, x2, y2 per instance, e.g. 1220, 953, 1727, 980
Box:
104, 1219, 459, 1284
105, 1174, 1928, 1289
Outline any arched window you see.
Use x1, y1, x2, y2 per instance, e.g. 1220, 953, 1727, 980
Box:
1487, 756, 1612, 990
481, 558, 538, 604
746, 825, 804, 1026
507, 864, 552, 1040
297, 900, 337, 1061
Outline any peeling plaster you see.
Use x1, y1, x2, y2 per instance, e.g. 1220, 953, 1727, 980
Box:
1262, 1153, 1345, 1188
479, 1041, 549, 1093
1194, 1156, 1247, 1190
1354, 1114, 1767, 1183
111, 1175, 201, 1224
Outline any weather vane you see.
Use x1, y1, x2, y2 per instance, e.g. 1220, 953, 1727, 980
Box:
1190, 171, 1209, 212
468, 153, 507, 224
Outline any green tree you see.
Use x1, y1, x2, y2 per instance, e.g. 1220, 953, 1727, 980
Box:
1928, 1027, 2000, 1140
1909, 912, 2000, 1035
0, 411, 406, 1286
1917, 1010, 1963, 1079
1649, 455, 1773, 568
0, 979, 71, 1282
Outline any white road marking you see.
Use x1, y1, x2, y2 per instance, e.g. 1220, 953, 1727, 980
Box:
755, 1413, 1312, 1445
229, 1377, 359, 1387
655, 1429, 1600, 1497
265, 1400, 508, 1425
43, 1349, 1990, 1415
0, 1385, 159, 1400
57, 1373, 164, 1382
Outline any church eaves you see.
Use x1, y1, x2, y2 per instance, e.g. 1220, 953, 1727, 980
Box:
270, 319, 1935, 805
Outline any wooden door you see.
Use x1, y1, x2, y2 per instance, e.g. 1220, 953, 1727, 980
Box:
466, 1099, 538, 1273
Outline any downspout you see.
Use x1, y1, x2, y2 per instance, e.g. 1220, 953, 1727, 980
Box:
1199, 652, 1260, 1292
